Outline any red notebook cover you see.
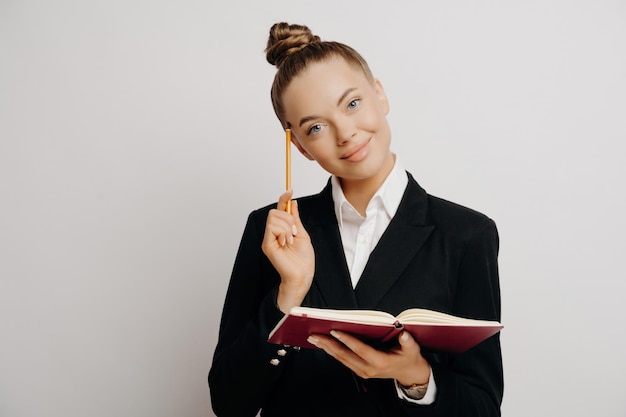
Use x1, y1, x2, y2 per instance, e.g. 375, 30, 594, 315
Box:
268, 309, 502, 354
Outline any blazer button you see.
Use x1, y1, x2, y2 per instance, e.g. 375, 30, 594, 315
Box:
270, 358, 280, 366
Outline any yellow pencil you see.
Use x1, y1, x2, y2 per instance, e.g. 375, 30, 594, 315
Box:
285, 129, 292, 214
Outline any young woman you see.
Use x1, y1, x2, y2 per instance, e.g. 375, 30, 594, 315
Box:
209, 22, 503, 417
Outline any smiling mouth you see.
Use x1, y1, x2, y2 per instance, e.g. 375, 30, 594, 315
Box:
341, 138, 371, 160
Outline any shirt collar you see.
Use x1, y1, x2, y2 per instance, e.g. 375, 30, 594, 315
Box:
331, 155, 408, 226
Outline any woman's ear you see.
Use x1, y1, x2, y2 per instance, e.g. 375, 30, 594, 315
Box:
374, 79, 390, 115
291, 136, 315, 161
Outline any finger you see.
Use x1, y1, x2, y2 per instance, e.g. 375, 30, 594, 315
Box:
276, 190, 294, 213
308, 333, 359, 362
398, 331, 420, 352
322, 331, 372, 375
290, 200, 308, 238
264, 210, 295, 246
329, 330, 373, 358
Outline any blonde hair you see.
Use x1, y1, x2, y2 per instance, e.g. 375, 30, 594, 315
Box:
264, 22, 374, 128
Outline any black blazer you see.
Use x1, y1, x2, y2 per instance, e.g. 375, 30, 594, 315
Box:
209, 173, 503, 417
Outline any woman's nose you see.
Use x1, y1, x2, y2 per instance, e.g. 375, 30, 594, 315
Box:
336, 120, 357, 145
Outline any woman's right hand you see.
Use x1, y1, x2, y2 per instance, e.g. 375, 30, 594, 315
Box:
261, 190, 315, 313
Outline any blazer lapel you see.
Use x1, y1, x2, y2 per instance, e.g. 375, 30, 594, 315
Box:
354, 174, 434, 309
301, 181, 358, 309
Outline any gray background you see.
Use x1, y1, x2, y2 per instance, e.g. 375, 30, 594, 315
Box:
1, 1, 625, 416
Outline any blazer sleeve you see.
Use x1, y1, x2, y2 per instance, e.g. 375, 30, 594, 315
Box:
208, 208, 296, 417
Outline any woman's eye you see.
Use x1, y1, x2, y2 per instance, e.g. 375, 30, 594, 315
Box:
347, 99, 360, 110
307, 124, 322, 135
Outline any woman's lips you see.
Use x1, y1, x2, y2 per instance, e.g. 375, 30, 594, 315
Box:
341, 138, 371, 162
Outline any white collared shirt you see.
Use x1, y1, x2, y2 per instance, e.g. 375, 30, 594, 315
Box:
330, 156, 436, 404
331, 156, 408, 288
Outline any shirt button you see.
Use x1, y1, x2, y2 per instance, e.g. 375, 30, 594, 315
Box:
270, 358, 280, 366
277, 349, 287, 357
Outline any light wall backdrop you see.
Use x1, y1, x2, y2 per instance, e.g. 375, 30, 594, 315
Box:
1, 1, 625, 416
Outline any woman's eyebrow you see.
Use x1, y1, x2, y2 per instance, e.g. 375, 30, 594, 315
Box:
298, 115, 320, 128
336, 87, 357, 107
298, 87, 359, 127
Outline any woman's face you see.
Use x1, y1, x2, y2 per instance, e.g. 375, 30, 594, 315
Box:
281, 57, 394, 186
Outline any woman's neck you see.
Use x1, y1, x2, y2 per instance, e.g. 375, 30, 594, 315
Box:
340, 153, 395, 216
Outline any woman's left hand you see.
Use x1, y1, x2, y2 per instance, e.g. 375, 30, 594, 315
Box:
307, 330, 431, 386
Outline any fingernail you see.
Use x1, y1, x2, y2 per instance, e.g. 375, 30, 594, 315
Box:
288, 234, 294, 245
292, 225, 298, 236
307, 336, 319, 345
280, 237, 286, 247
330, 330, 341, 340
400, 331, 409, 341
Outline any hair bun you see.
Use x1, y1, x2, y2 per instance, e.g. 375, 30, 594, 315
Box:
265, 22, 321, 67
